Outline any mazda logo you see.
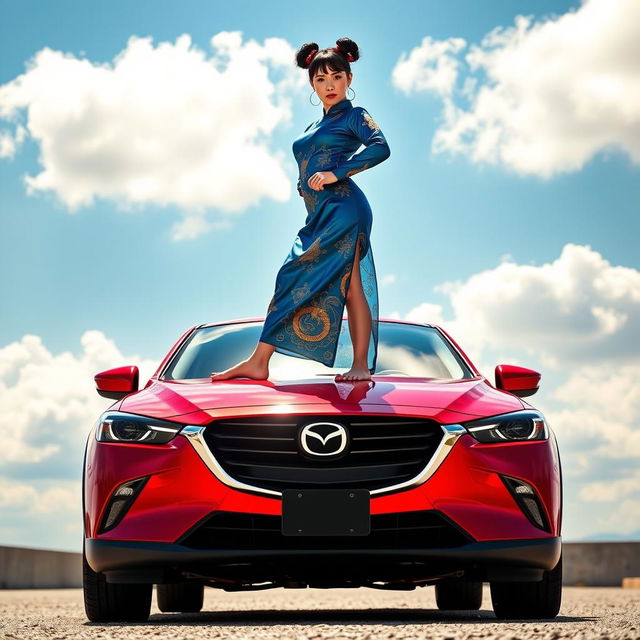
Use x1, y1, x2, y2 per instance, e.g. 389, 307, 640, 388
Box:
299, 422, 348, 457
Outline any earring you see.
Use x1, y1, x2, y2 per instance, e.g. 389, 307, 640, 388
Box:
309, 91, 321, 106
347, 86, 356, 100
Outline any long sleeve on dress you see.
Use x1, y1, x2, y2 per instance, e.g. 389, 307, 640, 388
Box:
331, 107, 391, 181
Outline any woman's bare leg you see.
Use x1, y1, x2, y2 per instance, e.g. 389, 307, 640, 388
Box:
210, 340, 276, 380
335, 239, 372, 382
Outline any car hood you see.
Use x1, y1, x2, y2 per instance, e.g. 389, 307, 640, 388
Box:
117, 376, 525, 424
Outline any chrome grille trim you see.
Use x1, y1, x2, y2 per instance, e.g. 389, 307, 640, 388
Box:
181, 421, 466, 498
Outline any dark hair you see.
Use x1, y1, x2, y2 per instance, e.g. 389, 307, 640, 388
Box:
295, 38, 360, 80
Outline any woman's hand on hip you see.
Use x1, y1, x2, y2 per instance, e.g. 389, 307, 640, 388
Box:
307, 171, 338, 191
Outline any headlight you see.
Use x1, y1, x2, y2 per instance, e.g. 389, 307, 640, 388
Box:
96, 411, 183, 444
462, 409, 548, 443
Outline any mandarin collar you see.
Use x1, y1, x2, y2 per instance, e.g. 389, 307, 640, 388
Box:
322, 98, 352, 118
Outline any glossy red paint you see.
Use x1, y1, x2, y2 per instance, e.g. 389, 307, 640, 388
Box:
118, 377, 525, 420
94, 365, 139, 395
495, 364, 541, 396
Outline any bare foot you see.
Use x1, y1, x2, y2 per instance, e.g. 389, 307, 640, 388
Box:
211, 358, 269, 381
334, 363, 371, 382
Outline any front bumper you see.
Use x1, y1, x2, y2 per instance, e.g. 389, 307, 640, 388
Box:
86, 535, 561, 586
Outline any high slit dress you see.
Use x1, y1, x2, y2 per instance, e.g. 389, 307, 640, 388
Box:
259, 97, 391, 374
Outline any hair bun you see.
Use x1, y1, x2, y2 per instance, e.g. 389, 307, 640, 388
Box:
296, 42, 320, 69
335, 37, 360, 63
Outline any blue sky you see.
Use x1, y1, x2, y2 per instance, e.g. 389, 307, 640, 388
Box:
1, 0, 639, 551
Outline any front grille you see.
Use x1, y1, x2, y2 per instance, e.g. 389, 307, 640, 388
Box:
180, 510, 473, 550
202, 415, 444, 492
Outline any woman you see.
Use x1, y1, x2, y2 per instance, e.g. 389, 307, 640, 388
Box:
211, 37, 390, 382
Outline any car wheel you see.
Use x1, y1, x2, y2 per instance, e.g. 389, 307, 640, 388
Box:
82, 546, 152, 622
490, 554, 562, 619
156, 583, 204, 613
435, 577, 483, 610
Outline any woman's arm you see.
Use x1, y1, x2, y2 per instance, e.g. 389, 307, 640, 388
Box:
331, 107, 391, 181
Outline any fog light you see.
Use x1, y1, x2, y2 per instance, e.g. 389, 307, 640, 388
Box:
115, 485, 135, 497
500, 475, 550, 532
514, 484, 533, 495
99, 476, 149, 533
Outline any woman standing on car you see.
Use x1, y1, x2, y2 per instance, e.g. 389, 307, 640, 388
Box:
211, 37, 391, 382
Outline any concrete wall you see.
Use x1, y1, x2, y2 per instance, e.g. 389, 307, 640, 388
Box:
563, 542, 640, 587
0, 546, 81, 589
0, 542, 638, 588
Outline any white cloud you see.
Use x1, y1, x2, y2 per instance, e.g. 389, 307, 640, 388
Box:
0, 478, 79, 514
0, 124, 27, 158
170, 215, 233, 242
403, 301, 446, 326
598, 499, 640, 533
546, 362, 640, 468
430, 243, 640, 368
0, 31, 305, 237
0, 331, 158, 466
392, 0, 640, 177
579, 469, 640, 502
0, 477, 81, 550
391, 36, 466, 97
380, 274, 397, 287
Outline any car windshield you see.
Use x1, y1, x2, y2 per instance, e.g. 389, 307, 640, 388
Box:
161, 321, 473, 381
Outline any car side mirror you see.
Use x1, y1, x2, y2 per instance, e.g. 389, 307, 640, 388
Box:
95, 365, 139, 400
494, 364, 540, 398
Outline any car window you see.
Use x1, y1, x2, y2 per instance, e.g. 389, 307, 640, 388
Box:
161, 321, 473, 381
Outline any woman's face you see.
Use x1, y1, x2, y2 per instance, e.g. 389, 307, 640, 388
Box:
311, 66, 353, 112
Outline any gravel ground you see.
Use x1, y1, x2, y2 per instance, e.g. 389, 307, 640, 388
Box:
0, 585, 638, 639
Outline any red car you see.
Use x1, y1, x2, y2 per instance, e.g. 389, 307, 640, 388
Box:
83, 318, 562, 622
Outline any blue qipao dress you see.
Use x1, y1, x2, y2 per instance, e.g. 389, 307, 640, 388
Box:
259, 98, 391, 374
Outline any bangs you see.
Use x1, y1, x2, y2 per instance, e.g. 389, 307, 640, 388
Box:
316, 62, 340, 76
309, 50, 349, 77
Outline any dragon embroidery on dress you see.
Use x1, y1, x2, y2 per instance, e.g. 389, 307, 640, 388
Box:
345, 162, 372, 178
298, 143, 324, 210
291, 282, 311, 304
332, 182, 352, 198
362, 112, 380, 132
285, 290, 342, 360
301, 189, 318, 210
298, 143, 319, 180
297, 236, 328, 273
340, 264, 352, 298
334, 232, 356, 257
316, 145, 332, 168
292, 305, 331, 342
299, 155, 311, 180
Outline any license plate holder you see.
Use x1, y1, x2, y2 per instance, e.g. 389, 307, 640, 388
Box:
282, 489, 370, 536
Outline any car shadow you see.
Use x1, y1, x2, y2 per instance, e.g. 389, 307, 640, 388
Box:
88, 609, 596, 626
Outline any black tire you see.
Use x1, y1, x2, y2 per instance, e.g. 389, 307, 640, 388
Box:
82, 547, 152, 622
156, 583, 204, 613
435, 577, 483, 610
490, 554, 563, 619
